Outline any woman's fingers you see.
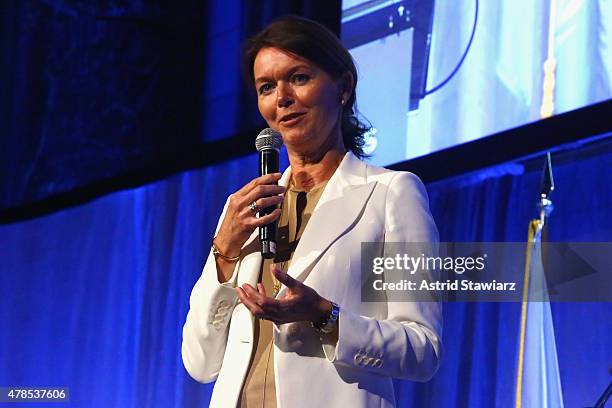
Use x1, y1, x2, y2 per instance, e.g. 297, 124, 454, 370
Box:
215, 172, 285, 254
235, 173, 283, 197
244, 207, 282, 227
242, 284, 264, 304
237, 284, 284, 321
259, 194, 285, 208
257, 283, 267, 297
241, 184, 286, 206
236, 287, 265, 318
236, 277, 323, 324
243, 284, 279, 308
272, 268, 299, 289
247, 195, 284, 214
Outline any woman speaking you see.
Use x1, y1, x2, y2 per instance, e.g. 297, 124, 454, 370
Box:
182, 16, 441, 408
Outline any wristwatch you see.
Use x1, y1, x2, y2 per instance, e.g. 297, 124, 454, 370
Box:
312, 301, 340, 334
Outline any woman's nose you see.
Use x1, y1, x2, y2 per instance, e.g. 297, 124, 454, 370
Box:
276, 82, 294, 108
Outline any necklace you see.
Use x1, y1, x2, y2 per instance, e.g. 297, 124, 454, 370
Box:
271, 264, 284, 297
270, 187, 289, 298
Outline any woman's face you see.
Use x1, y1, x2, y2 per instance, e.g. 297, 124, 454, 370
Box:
253, 47, 347, 156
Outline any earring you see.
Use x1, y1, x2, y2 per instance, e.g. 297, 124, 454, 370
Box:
341, 99, 345, 106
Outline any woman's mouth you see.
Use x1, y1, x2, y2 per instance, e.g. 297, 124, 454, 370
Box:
279, 112, 306, 127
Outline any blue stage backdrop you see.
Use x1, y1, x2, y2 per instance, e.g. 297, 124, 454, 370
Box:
1, 138, 611, 407
0, 0, 339, 212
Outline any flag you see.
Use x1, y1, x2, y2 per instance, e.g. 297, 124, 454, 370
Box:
515, 220, 564, 408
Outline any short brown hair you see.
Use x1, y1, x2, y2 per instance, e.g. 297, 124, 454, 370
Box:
243, 15, 370, 159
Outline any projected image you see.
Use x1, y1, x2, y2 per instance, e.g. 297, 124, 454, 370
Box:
342, 0, 612, 166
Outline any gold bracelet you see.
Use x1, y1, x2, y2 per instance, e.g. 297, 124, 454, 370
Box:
211, 239, 240, 262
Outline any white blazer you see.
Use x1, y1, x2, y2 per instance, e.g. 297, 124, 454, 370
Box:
182, 152, 442, 408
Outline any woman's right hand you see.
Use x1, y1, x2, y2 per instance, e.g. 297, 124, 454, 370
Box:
213, 173, 285, 261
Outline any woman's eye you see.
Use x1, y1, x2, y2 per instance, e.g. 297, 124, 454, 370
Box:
292, 73, 310, 84
258, 83, 274, 95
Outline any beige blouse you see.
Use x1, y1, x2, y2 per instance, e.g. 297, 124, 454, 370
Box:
239, 181, 328, 408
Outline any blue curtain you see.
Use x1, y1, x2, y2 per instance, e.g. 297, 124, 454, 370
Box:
1, 139, 611, 407
0, 0, 208, 210
0, 0, 339, 212
403, 138, 612, 407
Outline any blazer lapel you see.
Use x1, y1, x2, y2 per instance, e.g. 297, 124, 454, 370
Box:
277, 153, 377, 297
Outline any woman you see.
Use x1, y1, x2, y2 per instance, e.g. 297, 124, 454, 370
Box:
182, 16, 441, 408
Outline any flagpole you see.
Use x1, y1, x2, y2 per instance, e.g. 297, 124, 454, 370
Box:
515, 221, 537, 408
515, 153, 555, 408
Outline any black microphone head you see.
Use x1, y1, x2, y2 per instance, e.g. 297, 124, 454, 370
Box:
255, 128, 283, 152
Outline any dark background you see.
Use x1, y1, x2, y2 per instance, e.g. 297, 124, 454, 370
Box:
0, 0, 340, 218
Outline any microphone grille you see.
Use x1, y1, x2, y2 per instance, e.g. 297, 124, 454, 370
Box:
255, 128, 283, 152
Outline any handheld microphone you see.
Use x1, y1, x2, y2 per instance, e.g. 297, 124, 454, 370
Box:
255, 128, 283, 258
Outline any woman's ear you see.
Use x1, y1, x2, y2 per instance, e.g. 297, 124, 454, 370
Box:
339, 71, 355, 104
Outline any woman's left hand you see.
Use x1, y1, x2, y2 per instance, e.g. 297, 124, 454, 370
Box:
236, 267, 331, 325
